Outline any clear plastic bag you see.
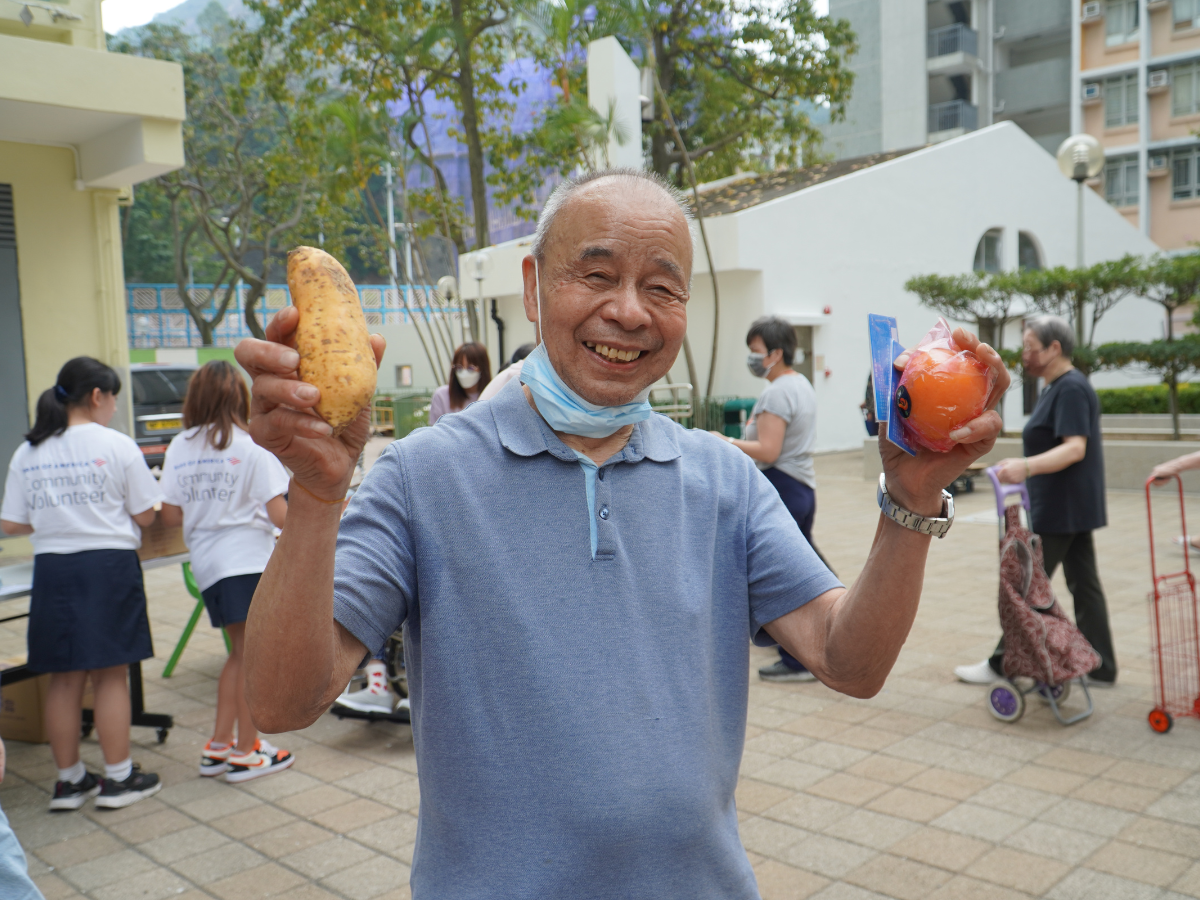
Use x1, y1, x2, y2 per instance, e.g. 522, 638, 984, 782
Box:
895, 318, 995, 453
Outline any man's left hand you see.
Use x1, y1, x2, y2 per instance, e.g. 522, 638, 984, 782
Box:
879, 328, 1010, 516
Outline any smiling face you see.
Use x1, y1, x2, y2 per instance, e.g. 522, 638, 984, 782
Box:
521, 178, 693, 407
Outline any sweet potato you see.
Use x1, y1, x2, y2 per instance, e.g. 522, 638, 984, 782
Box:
287, 246, 377, 434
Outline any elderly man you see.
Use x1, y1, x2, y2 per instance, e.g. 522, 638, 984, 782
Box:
236, 169, 1008, 898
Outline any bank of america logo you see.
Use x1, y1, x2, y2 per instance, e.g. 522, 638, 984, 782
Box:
93, 458, 106, 467
228, 457, 241, 465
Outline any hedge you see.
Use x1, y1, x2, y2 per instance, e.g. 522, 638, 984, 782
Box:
1096, 383, 1200, 414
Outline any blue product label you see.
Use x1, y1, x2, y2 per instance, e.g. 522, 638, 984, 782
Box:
868, 314, 897, 422
887, 339, 917, 456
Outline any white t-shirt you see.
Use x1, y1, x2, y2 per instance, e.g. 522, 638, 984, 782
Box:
478, 359, 524, 402
160, 426, 289, 592
1, 422, 163, 555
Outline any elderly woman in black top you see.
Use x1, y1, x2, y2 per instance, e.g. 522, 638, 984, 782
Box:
954, 316, 1117, 686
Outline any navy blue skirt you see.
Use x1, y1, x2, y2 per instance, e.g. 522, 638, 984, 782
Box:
28, 549, 154, 673
200, 572, 260, 628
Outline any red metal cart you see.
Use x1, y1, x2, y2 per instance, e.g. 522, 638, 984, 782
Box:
1144, 474, 1200, 734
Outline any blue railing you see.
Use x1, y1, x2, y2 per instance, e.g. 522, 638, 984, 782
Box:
928, 99, 979, 134
127, 283, 453, 348
927, 23, 978, 59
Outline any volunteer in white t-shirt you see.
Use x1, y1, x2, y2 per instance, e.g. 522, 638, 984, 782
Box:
159, 361, 293, 783
1, 357, 164, 812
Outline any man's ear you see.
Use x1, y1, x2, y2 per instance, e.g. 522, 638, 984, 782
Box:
521, 255, 538, 324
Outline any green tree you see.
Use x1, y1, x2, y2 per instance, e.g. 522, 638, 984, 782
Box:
1020, 256, 1143, 354
114, 10, 331, 341
244, 0, 518, 250
904, 271, 1023, 351
1095, 335, 1200, 440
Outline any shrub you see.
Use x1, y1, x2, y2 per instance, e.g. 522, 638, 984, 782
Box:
1096, 383, 1200, 414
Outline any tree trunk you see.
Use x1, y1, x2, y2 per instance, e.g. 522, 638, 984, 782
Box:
244, 280, 267, 340
1167, 306, 1180, 440
450, 0, 490, 250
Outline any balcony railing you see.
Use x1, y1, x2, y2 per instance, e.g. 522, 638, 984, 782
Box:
927, 23, 979, 58
928, 99, 978, 134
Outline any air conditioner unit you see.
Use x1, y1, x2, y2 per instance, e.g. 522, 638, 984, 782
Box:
1148, 69, 1170, 90
1082, 1, 1103, 21
1082, 82, 1103, 103
1149, 153, 1170, 176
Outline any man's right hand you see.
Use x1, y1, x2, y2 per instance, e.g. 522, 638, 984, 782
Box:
235, 307, 386, 502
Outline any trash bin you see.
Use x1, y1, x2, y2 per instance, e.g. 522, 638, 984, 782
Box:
392, 394, 432, 439
723, 398, 757, 438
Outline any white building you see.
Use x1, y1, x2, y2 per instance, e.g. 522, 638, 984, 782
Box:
451, 122, 1162, 452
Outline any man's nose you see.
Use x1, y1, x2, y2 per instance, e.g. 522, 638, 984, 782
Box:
601, 281, 654, 331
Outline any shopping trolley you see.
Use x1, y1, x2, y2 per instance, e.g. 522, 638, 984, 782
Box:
980, 467, 1096, 726
1144, 474, 1200, 734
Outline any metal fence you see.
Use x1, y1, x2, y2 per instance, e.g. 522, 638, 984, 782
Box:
928, 99, 979, 134
927, 23, 978, 58
127, 283, 455, 348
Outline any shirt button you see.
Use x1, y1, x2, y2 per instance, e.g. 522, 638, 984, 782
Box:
598, 469, 605, 481
598, 506, 609, 520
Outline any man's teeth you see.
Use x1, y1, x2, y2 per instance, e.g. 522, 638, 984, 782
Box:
585, 341, 641, 362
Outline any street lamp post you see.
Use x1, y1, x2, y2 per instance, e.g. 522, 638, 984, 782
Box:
1055, 133, 1105, 269
464, 252, 492, 359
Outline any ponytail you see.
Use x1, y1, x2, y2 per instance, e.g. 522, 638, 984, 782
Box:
25, 357, 121, 447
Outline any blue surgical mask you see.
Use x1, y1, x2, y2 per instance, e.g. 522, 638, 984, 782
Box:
519, 259, 652, 439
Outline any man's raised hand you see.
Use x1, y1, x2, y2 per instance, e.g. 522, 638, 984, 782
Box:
879, 328, 1011, 516
234, 307, 386, 502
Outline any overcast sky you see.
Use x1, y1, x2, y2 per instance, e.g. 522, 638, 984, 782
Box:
102, 0, 829, 35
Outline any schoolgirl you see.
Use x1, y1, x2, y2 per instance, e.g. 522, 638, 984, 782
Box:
159, 361, 293, 782
0, 357, 163, 811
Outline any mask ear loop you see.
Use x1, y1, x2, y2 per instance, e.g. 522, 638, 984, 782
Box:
534, 257, 543, 345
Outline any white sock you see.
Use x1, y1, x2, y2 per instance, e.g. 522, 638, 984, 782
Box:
366, 660, 388, 691
105, 758, 132, 783
58, 761, 86, 785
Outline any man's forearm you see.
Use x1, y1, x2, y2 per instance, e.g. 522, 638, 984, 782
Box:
769, 514, 932, 698
245, 485, 347, 732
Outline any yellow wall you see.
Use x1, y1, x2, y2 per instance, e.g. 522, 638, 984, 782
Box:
1148, 89, 1200, 140
1082, 22, 1138, 71
1149, 173, 1200, 247
0, 0, 103, 49
0, 140, 129, 423
1150, 5, 1200, 57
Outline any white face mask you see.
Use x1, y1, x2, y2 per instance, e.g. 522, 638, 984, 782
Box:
455, 368, 481, 390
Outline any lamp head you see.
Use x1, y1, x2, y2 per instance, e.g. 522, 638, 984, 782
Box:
1056, 134, 1104, 182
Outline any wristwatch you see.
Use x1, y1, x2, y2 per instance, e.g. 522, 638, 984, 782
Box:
877, 473, 955, 538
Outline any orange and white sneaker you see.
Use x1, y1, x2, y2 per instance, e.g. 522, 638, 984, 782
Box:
224, 739, 294, 783
200, 740, 233, 777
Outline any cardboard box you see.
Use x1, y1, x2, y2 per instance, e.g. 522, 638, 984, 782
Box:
0, 659, 48, 744
138, 518, 188, 562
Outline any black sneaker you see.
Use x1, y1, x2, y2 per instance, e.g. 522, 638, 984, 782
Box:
49, 772, 101, 811
94, 764, 161, 810
758, 660, 817, 683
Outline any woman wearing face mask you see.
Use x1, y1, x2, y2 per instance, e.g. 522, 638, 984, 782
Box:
712, 317, 821, 683
429, 342, 492, 426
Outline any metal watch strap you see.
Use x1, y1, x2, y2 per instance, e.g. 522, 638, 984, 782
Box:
876, 473, 955, 538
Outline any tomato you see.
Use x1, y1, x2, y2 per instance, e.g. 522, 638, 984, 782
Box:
897, 347, 990, 450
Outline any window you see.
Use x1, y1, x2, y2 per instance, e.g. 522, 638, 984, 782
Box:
1173, 61, 1200, 117
973, 230, 1002, 273
1018, 232, 1043, 270
1104, 73, 1139, 127
1106, 0, 1139, 45
1175, 0, 1200, 30
1104, 155, 1139, 207
1172, 145, 1200, 200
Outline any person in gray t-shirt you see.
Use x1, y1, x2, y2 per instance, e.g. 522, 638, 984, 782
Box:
713, 316, 821, 682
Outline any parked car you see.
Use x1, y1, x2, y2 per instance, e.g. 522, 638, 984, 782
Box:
130, 363, 196, 470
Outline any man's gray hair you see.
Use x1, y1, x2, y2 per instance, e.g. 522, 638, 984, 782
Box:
531, 168, 694, 260
1026, 315, 1075, 358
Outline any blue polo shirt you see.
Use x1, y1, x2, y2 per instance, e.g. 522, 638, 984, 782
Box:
333, 380, 841, 899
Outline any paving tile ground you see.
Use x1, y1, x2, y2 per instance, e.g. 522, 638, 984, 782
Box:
2, 448, 1199, 899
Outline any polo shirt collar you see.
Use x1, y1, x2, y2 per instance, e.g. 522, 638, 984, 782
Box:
490, 378, 681, 465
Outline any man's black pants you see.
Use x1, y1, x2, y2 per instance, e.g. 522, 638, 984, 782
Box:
988, 530, 1118, 683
